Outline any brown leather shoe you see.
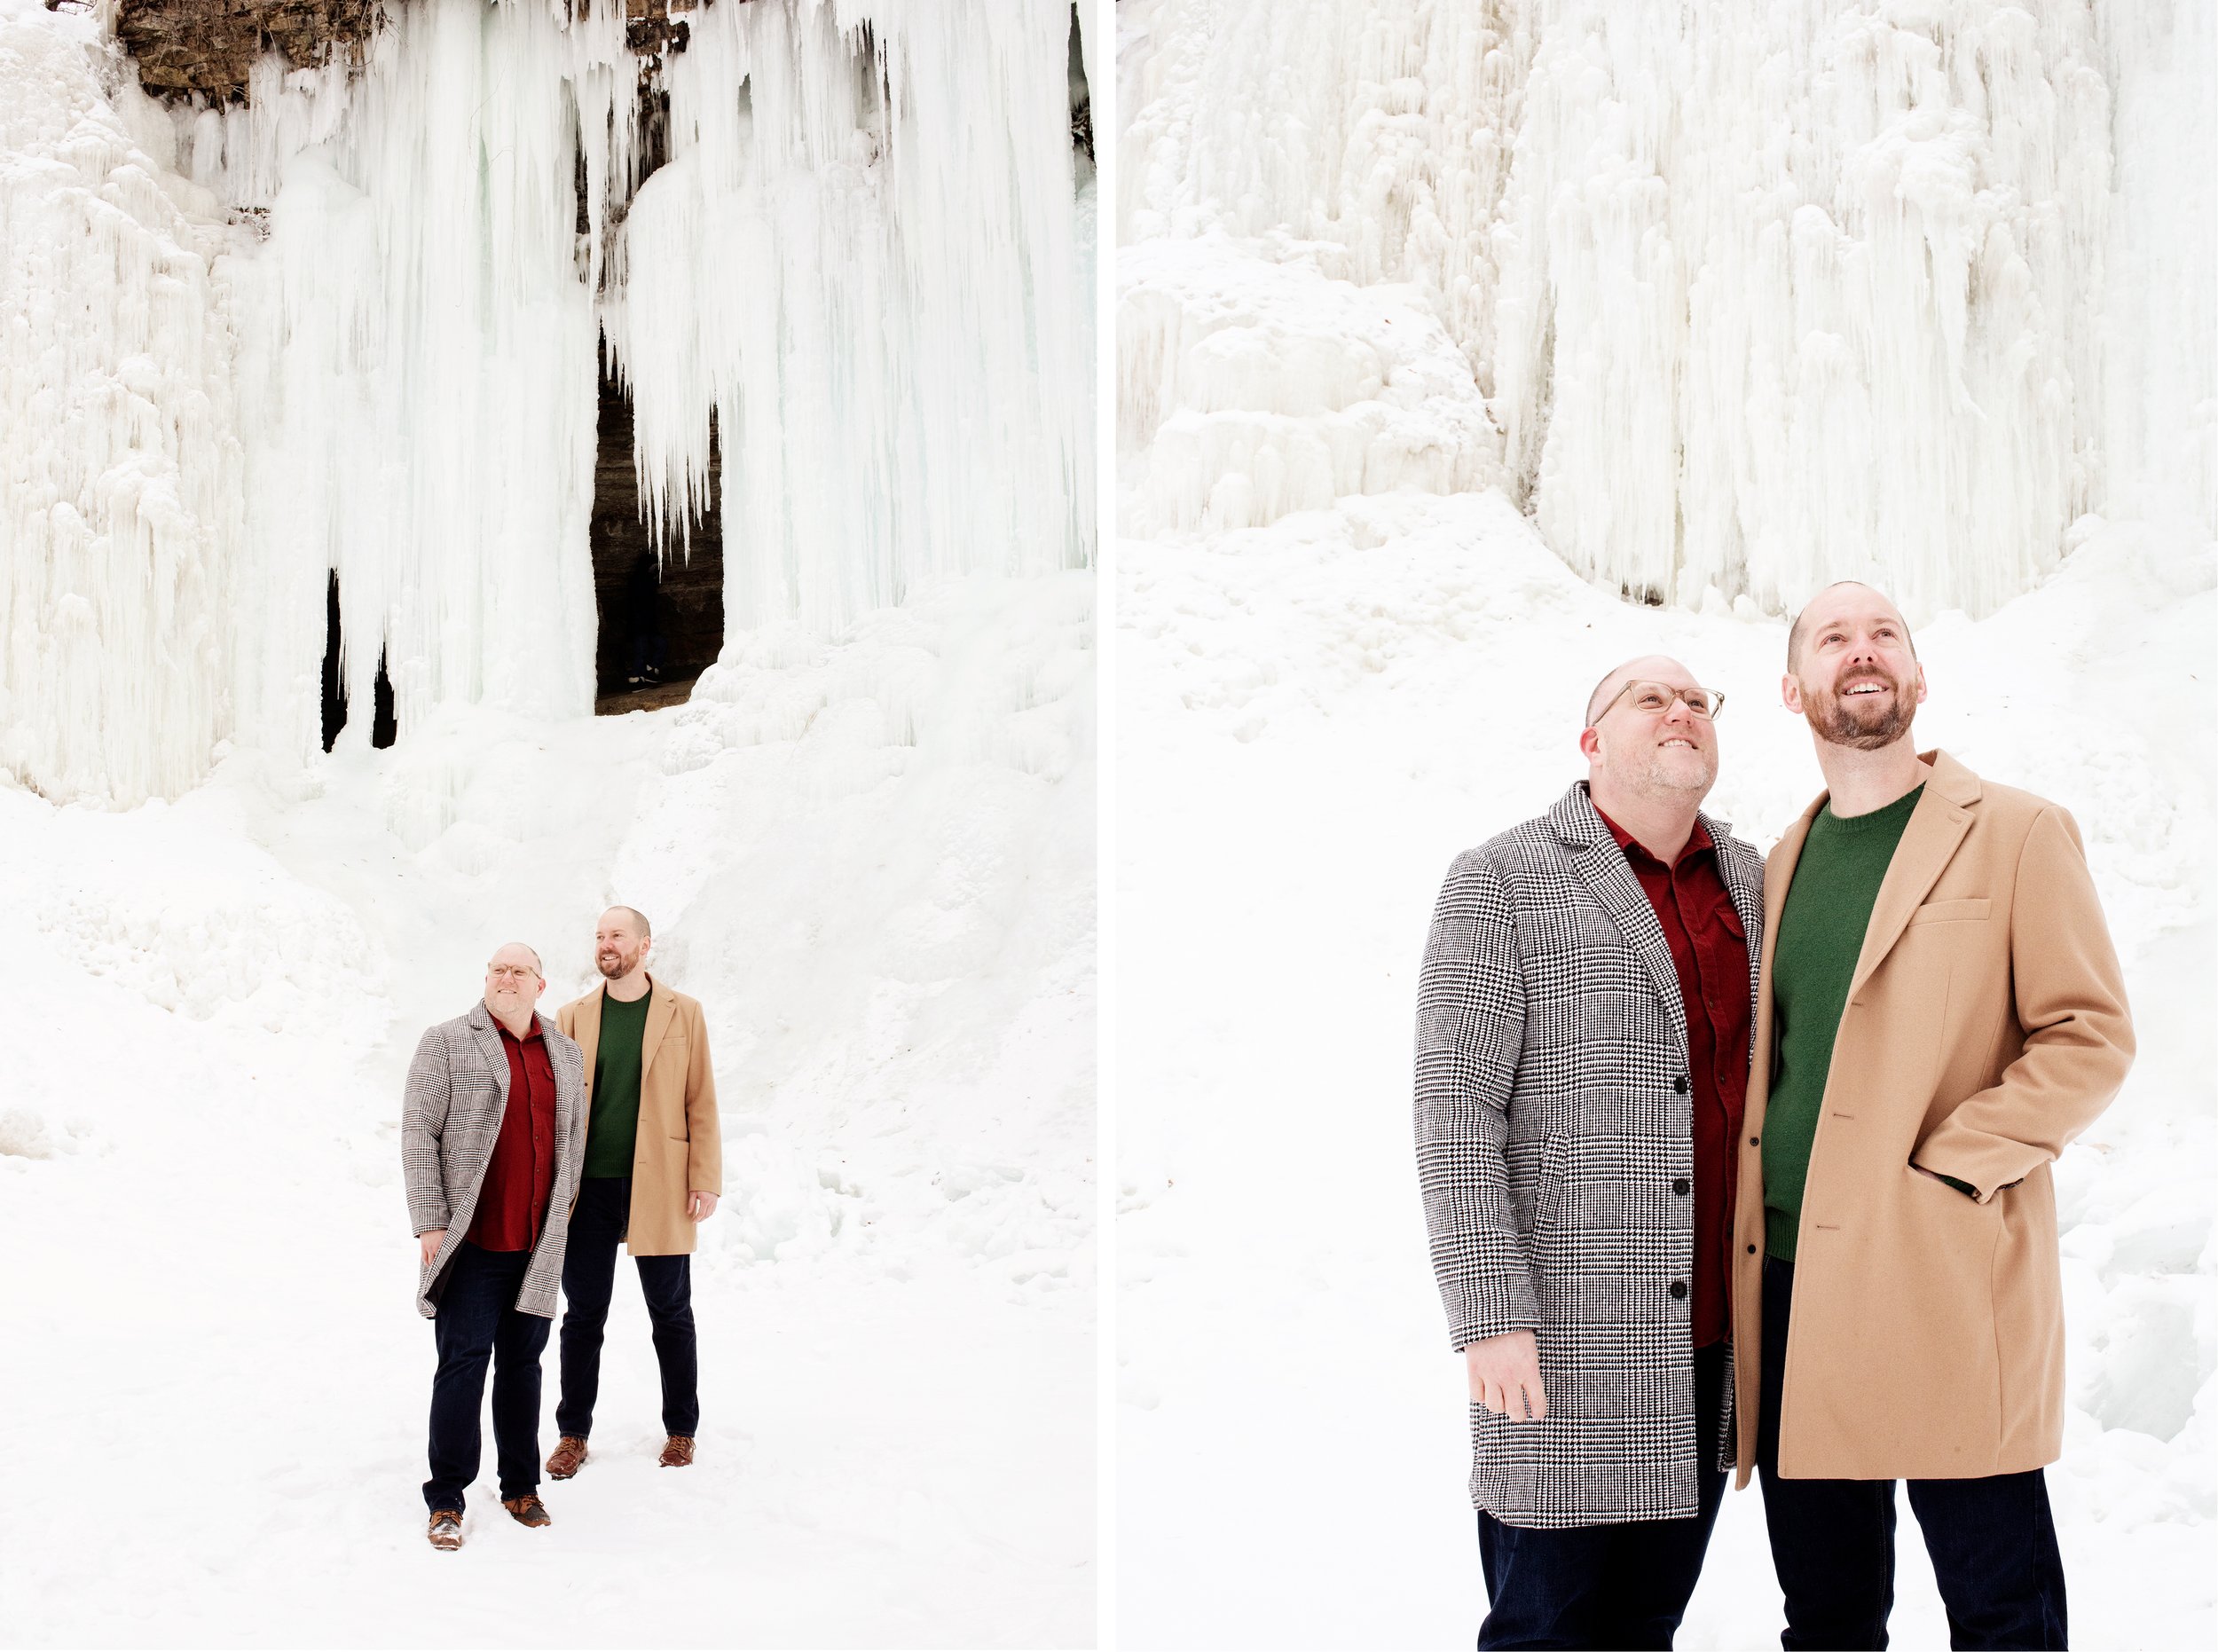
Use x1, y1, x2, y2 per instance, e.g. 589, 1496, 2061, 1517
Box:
501, 1493, 552, 1528
658, 1435, 696, 1467
427, 1509, 462, 1551
546, 1435, 589, 1479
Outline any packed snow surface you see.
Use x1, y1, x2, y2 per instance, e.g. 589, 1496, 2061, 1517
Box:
0, 570, 1097, 1648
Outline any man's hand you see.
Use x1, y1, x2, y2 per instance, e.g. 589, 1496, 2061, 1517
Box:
688, 1191, 719, 1222
1464, 1329, 1547, 1421
418, 1229, 446, 1267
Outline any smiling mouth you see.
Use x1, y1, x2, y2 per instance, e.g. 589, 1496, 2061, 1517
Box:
1844, 680, 1890, 696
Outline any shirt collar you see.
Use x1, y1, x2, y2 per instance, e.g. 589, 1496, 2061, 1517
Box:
1593, 804, 1714, 870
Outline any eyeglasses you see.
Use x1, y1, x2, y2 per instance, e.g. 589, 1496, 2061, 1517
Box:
487, 965, 539, 982
1594, 680, 1726, 722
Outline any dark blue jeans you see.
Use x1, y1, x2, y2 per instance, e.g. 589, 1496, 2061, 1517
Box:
1475, 1341, 1727, 1649
555, 1176, 700, 1438
424, 1240, 551, 1514
1757, 1257, 2067, 1650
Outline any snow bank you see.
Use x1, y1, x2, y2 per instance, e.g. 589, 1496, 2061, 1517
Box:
1120, 0, 2212, 614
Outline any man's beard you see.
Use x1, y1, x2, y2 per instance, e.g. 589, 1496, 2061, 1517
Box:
598, 953, 633, 979
1804, 668, 1916, 751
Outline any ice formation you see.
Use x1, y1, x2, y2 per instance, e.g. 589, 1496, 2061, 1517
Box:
0, 0, 1094, 804
1118, 0, 2215, 618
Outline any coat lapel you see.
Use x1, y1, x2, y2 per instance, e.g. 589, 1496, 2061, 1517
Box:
1845, 751, 1978, 1000
638, 972, 679, 1086
465, 1003, 511, 1109
571, 987, 605, 1098
1552, 784, 1687, 1063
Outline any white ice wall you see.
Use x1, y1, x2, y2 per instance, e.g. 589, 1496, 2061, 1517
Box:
1, 0, 1094, 803
616, 0, 1093, 632
0, 6, 246, 805
1121, 0, 2205, 618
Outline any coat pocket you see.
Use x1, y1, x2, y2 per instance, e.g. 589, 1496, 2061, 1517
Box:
1532, 1131, 1571, 1239
1907, 897, 1991, 925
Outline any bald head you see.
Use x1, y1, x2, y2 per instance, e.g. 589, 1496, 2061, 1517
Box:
1788, 581, 1915, 671
601, 905, 651, 940
1584, 655, 1696, 728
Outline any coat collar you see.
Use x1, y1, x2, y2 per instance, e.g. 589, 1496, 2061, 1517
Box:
1549, 783, 1688, 1061
1766, 747, 1982, 998
638, 972, 680, 1085
462, 1000, 558, 1102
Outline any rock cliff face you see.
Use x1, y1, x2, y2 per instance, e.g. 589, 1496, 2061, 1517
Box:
114, 0, 385, 98
113, 0, 709, 102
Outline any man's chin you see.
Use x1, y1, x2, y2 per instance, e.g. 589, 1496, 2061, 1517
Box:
1814, 701, 1913, 751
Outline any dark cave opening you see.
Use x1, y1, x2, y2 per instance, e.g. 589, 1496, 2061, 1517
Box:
591, 337, 725, 712
321, 570, 396, 751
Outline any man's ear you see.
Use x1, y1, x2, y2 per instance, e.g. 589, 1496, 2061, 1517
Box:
1780, 673, 1802, 714
1577, 725, 1603, 763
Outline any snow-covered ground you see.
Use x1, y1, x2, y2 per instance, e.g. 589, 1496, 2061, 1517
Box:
0, 573, 1097, 1648
1113, 500, 2214, 1648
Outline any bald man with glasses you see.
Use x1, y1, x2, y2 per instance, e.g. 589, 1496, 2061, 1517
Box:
403, 942, 589, 1551
1417, 657, 1764, 1648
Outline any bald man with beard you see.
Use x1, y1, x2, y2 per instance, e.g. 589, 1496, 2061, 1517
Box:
1733, 583, 2132, 1649
1417, 657, 1764, 1648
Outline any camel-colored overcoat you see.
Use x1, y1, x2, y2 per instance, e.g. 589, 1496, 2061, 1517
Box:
558, 975, 722, 1257
1732, 750, 2133, 1483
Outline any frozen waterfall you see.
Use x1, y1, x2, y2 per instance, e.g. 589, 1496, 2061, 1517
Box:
1118, 0, 2214, 618
0, 0, 1094, 805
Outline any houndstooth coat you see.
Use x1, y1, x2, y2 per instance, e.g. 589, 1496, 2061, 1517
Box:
402, 1003, 589, 1319
1415, 782, 1763, 1528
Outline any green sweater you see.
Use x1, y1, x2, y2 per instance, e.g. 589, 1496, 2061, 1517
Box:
583, 986, 652, 1180
1763, 785, 1923, 1260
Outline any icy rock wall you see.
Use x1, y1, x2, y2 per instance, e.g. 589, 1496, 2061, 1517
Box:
181, 0, 617, 759
1120, 0, 2200, 618
0, 6, 246, 805
610, 0, 1094, 632
3, 0, 1092, 804
2095, 0, 2216, 533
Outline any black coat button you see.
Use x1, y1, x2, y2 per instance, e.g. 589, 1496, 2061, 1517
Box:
1747, 1243, 1758, 1254
1670, 1280, 1688, 1300
1749, 1135, 1759, 1146
1673, 1075, 1691, 1094
1673, 1177, 1690, 1195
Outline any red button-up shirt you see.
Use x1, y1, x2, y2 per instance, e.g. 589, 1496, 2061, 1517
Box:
1594, 807, 1751, 1349
467, 1018, 559, 1253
